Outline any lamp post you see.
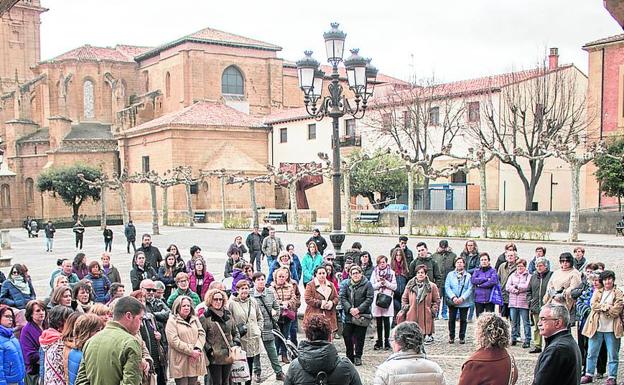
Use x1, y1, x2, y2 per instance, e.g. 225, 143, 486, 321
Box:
296, 22, 378, 253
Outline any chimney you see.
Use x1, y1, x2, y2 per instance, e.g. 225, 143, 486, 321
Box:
48, 116, 72, 151
548, 47, 559, 70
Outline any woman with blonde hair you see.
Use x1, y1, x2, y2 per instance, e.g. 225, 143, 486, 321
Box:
229, 280, 263, 385
65, 314, 104, 385
166, 296, 207, 385
458, 312, 518, 385
89, 303, 111, 324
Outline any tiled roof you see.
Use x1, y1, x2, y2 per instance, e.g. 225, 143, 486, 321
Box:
16, 128, 48, 143
130, 100, 266, 131
263, 107, 310, 125
64, 122, 114, 141
583, 34, 624, 49
43, 44, 152, 63
136, 27, 281, 61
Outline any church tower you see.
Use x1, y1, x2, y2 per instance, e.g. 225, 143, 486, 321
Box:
0, 0, 47, 91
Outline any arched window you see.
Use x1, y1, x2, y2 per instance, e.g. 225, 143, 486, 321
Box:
221, 66, 244, 96
0, 184, 10, 209
165, 72, 171, 97
83, 79, 95, 119
25, 178, 34, 203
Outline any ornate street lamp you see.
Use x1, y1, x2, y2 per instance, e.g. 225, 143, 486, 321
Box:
296, 22, 377, 253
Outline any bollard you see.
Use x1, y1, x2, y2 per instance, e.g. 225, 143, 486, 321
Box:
0, 229, 10, 250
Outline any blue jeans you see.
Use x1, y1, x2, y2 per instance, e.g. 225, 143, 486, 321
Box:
267, 255, 277, 270
586, 331, 620, 378
46, 237, 53, 251
509, 307, 531, 343
289, 317, 298, 348
250, 251, 262, 272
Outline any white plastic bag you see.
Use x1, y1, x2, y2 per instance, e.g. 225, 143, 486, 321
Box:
230, 347, 250, 383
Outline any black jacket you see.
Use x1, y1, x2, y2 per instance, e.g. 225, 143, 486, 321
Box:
306, 235, 328, 255
532, 329, 581, 385
130, 265, 158, 291
408, 255, 441, 284
339, 277, 374, 324
432, 250, 457, 290
527, 270, 553, 314
337, 248, 362, 272
137, 245, 163, 272
124, 224, 136, 241
284, 340, 362, 385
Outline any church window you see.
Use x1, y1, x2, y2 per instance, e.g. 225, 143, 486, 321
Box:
25, 178, 34, 203
83, 80, 95, 119
221, 66, 244, 96
165, 72, 171, 97
0, 185, 10, 209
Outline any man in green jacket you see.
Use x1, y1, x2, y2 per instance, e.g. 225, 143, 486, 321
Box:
76, 296, 145, 385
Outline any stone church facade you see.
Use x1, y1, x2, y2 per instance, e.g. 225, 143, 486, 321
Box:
0, 1, 406, 225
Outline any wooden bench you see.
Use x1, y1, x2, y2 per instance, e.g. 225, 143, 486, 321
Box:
354, 212, 381, 224
193, 211, 207, 223
264, 211, 288, 225
617, 221, 624, 236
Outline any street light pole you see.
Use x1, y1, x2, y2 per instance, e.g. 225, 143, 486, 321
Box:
296, 23, 377, 254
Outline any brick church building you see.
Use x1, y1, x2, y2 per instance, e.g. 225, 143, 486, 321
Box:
0, 1, 402, 225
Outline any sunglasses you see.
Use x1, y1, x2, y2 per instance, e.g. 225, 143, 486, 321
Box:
144, 288, 157, 293
212, 298, 224, 302
10, 271, 19, 275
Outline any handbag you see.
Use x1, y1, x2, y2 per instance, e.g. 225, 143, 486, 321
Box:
215, 322, 237, 365
376, 292, 393, 309
236, 301, 252, 337
282, 307, 297, 321
490, 283, 504, 306
230, 347, 251, 383
349, 287, 372, 327
446, 273, 467, 307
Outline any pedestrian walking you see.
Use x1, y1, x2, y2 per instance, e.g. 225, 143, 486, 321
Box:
124, 220, 137, 254
261, 227, 284, 270
73, 220, 85, 250
103, 225, 113, 252
373, 321, 445, 385
44, 221, 55, 252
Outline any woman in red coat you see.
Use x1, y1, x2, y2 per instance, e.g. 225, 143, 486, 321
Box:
458, 312, 518, 385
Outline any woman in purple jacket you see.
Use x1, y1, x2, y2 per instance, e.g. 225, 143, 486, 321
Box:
505, 258, 531, 348
470, 252, 499, 317
19, 300, 47, 385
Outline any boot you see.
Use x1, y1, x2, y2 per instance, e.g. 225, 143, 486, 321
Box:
373, 340, 382, 350
384, 339, 391, 350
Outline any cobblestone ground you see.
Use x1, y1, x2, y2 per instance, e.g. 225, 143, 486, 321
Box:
3, 223, 624, 384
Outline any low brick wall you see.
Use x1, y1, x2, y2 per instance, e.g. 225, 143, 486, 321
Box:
372, 210, 622, 234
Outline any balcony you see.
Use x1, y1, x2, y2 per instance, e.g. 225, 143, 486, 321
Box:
339, 135, 361, 147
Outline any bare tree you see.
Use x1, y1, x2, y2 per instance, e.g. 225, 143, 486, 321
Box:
198, 169, 242, 228
128, 170, 161, 235
367, 82, 466, 210
227, 173, 272, 228
160, 166, 198, 227
77, 170, 131, 229
475, 64, 589, 210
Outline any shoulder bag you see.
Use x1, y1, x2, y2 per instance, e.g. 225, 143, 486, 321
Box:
215, 322, 236, 365
258, 296, 280, 331
236, 300, 251, 337
349, 286, 372, 327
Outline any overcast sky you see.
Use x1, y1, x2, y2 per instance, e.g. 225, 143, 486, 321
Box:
39, 0, 622, 83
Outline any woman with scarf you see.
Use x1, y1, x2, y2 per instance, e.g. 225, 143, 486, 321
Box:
84, 261, 111, 304
391, 249, 408, 323
0, 306, 25, 384
338, 265, 373, 366
159, 253, 186, 300
189, 258, 215, 302
445, 256, 473, 344
130, 251, 158, 291
100, 253, 121, 284
0, 263, 36, 309
20, 300, 47, 385
72, 281, 94, 313
200, 289, 240, 385
401, 264, 440, 345
371, 255, 398, 351
471, 252, 499, 317
303, 266, 338, 334
71, 253, 89, 280
301, 242, 323, 287
229, 281, 263, 385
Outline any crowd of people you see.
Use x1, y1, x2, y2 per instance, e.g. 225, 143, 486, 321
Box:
0, 223, 620, 385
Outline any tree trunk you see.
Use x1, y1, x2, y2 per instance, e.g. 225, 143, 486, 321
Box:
479, 162, 488, 239
344, 169, 352, 233
72, 203, 80, 221
619, 196, 622, 212
423, 176, 431, 210
186, 183, 194, 227
250, 180, 258, 228
100, 185, 107, 230
162, 187, 169, 226
524, 185, 538, 211
150, 184, 159, 235
220, 177, 227, 228
407, 168, 414, 235
289, 181, 299, 231
118, 184, 130, 225
568, 163, 581, 242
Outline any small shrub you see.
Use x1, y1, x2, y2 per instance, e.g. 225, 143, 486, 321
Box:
453, 224, 472, 238
224, 217, 249, 229
489, 225, 503, 239
434, 225, 449, 237
353, 222, 382, 234
507, 225, 526, 240
299, 219, 313, 232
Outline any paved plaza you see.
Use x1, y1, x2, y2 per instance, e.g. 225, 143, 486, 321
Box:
3, 222, 624, 384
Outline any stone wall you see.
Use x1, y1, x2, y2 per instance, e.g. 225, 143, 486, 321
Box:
373, 210, 623, 234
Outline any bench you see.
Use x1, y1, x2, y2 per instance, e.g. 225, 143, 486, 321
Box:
193, 211, 207, 223
354, 211, 381, 224
617, 221, 624, 236
264, 211, 288, 225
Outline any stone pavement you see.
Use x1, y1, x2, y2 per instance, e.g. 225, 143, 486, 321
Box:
2, 223, 624, 384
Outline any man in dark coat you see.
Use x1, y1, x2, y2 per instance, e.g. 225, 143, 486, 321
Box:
44, 220, 56, 252
532, 304, 581, 385
246, 225, 263, 272
306, 229, 328, 256
137, 234, 162, 272
432, 240, 456, 320
125, 220, 137, 254
73, 219, 85, 250
284, 314, 362, 385
526, 258, 553, 354
408, 242, 441, 284
338, 242, 363, 272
